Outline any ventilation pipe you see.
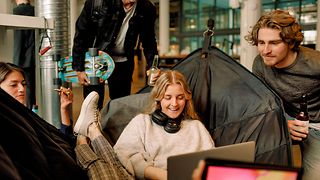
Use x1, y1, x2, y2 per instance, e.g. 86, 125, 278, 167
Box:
35, 0, 69, 128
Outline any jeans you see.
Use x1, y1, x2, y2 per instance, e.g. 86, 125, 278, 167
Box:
107, 60, 134, 100
301, 128, 320, 180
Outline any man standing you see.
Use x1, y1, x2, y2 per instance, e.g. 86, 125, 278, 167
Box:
245, 10, 320, 179
72, 0, 158, 109
13, 0, 35, 109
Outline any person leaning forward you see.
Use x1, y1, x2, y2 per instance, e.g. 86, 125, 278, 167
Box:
245, 9, 320, 180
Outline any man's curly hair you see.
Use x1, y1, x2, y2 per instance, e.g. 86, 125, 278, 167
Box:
245, 10, 304, 52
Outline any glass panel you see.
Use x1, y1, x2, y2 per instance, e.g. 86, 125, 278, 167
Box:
303, 0, 317, 5
215, 9, 230, 29
213, 35, 228, 52
300, 11, 317, 25
199, 0, 214, 7
261, 0, 317, 47
216, 0, 229, 8
300, 1, 317, 25
262, 0, 275, 3
182, 0, 199, 32
180, 0, 241, 57
199, 0, 214, 31
262, 0, 276, 11
303, 30, 316, 44
183, 15, 198, 32
181, 37, 200, 53
277, 1, 300, 9
213, 35, 240, 60
183, 0, 198, 11
178, 0, 317, 58
232, 35, 241, 60
233, 9, 241, 28
199, 16, 210, 31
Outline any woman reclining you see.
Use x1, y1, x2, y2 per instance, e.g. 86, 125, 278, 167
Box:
74, 70, 215, 179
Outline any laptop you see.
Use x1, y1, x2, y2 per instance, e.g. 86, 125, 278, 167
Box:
202, 158, 302, 180
167, 141, 255, 180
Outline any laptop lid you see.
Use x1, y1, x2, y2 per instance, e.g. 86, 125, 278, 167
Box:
167, 141, 256, 180
202, 158, 302, 180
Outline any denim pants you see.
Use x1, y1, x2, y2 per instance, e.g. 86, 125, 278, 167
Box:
301, 128, 320, 180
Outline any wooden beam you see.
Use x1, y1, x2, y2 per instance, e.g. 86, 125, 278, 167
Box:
0, 14, 54, 29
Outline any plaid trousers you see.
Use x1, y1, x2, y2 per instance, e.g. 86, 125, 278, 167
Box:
75, 135, 134, 180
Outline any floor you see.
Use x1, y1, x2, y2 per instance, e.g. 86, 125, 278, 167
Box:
70, 57, 301, 168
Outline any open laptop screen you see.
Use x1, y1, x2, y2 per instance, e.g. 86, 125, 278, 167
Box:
202, 158, 302, 180
167, 141, 255, 180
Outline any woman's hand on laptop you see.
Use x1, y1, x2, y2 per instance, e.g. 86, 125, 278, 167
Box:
192, 160, 205, 180
144, 166, 167, 180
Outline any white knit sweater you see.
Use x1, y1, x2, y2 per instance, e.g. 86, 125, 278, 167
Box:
113, 114, 215, 179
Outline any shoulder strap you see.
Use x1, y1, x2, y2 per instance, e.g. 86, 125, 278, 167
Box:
201, 19, 214, 59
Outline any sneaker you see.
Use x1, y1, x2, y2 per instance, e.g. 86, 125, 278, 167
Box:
74, 91, 100, 136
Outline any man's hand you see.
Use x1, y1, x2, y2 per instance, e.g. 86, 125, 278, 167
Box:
144, 166, 167, 180
287, 120, 309, 141
77, 71, 90, 86
146, 69, 161, 86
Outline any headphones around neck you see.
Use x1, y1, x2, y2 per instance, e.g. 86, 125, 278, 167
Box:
151, 109, 181, 133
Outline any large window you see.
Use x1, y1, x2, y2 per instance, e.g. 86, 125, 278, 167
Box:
179, 0, 240, 57
167, 0, 317, 58
181, 0, 214, 32
262, 0, 317, 46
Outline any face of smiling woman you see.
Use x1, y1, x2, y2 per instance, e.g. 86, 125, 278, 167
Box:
160, 84, 186, 119
0, 70, 27, 105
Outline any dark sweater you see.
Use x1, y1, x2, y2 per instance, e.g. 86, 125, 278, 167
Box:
252, 46, 320, 122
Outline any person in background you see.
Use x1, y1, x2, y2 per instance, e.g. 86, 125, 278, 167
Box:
73, 70, 215, 179
72, 0, 158, 109
245, 9, 320, 179
0, 62, 74, 138
13, 0, 36, 109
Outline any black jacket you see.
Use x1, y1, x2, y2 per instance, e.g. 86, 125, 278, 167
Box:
72, 0, 158, 71
13, 3, 35, 68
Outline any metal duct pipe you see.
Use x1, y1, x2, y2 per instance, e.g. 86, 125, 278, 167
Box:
35, 0, 69, 128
